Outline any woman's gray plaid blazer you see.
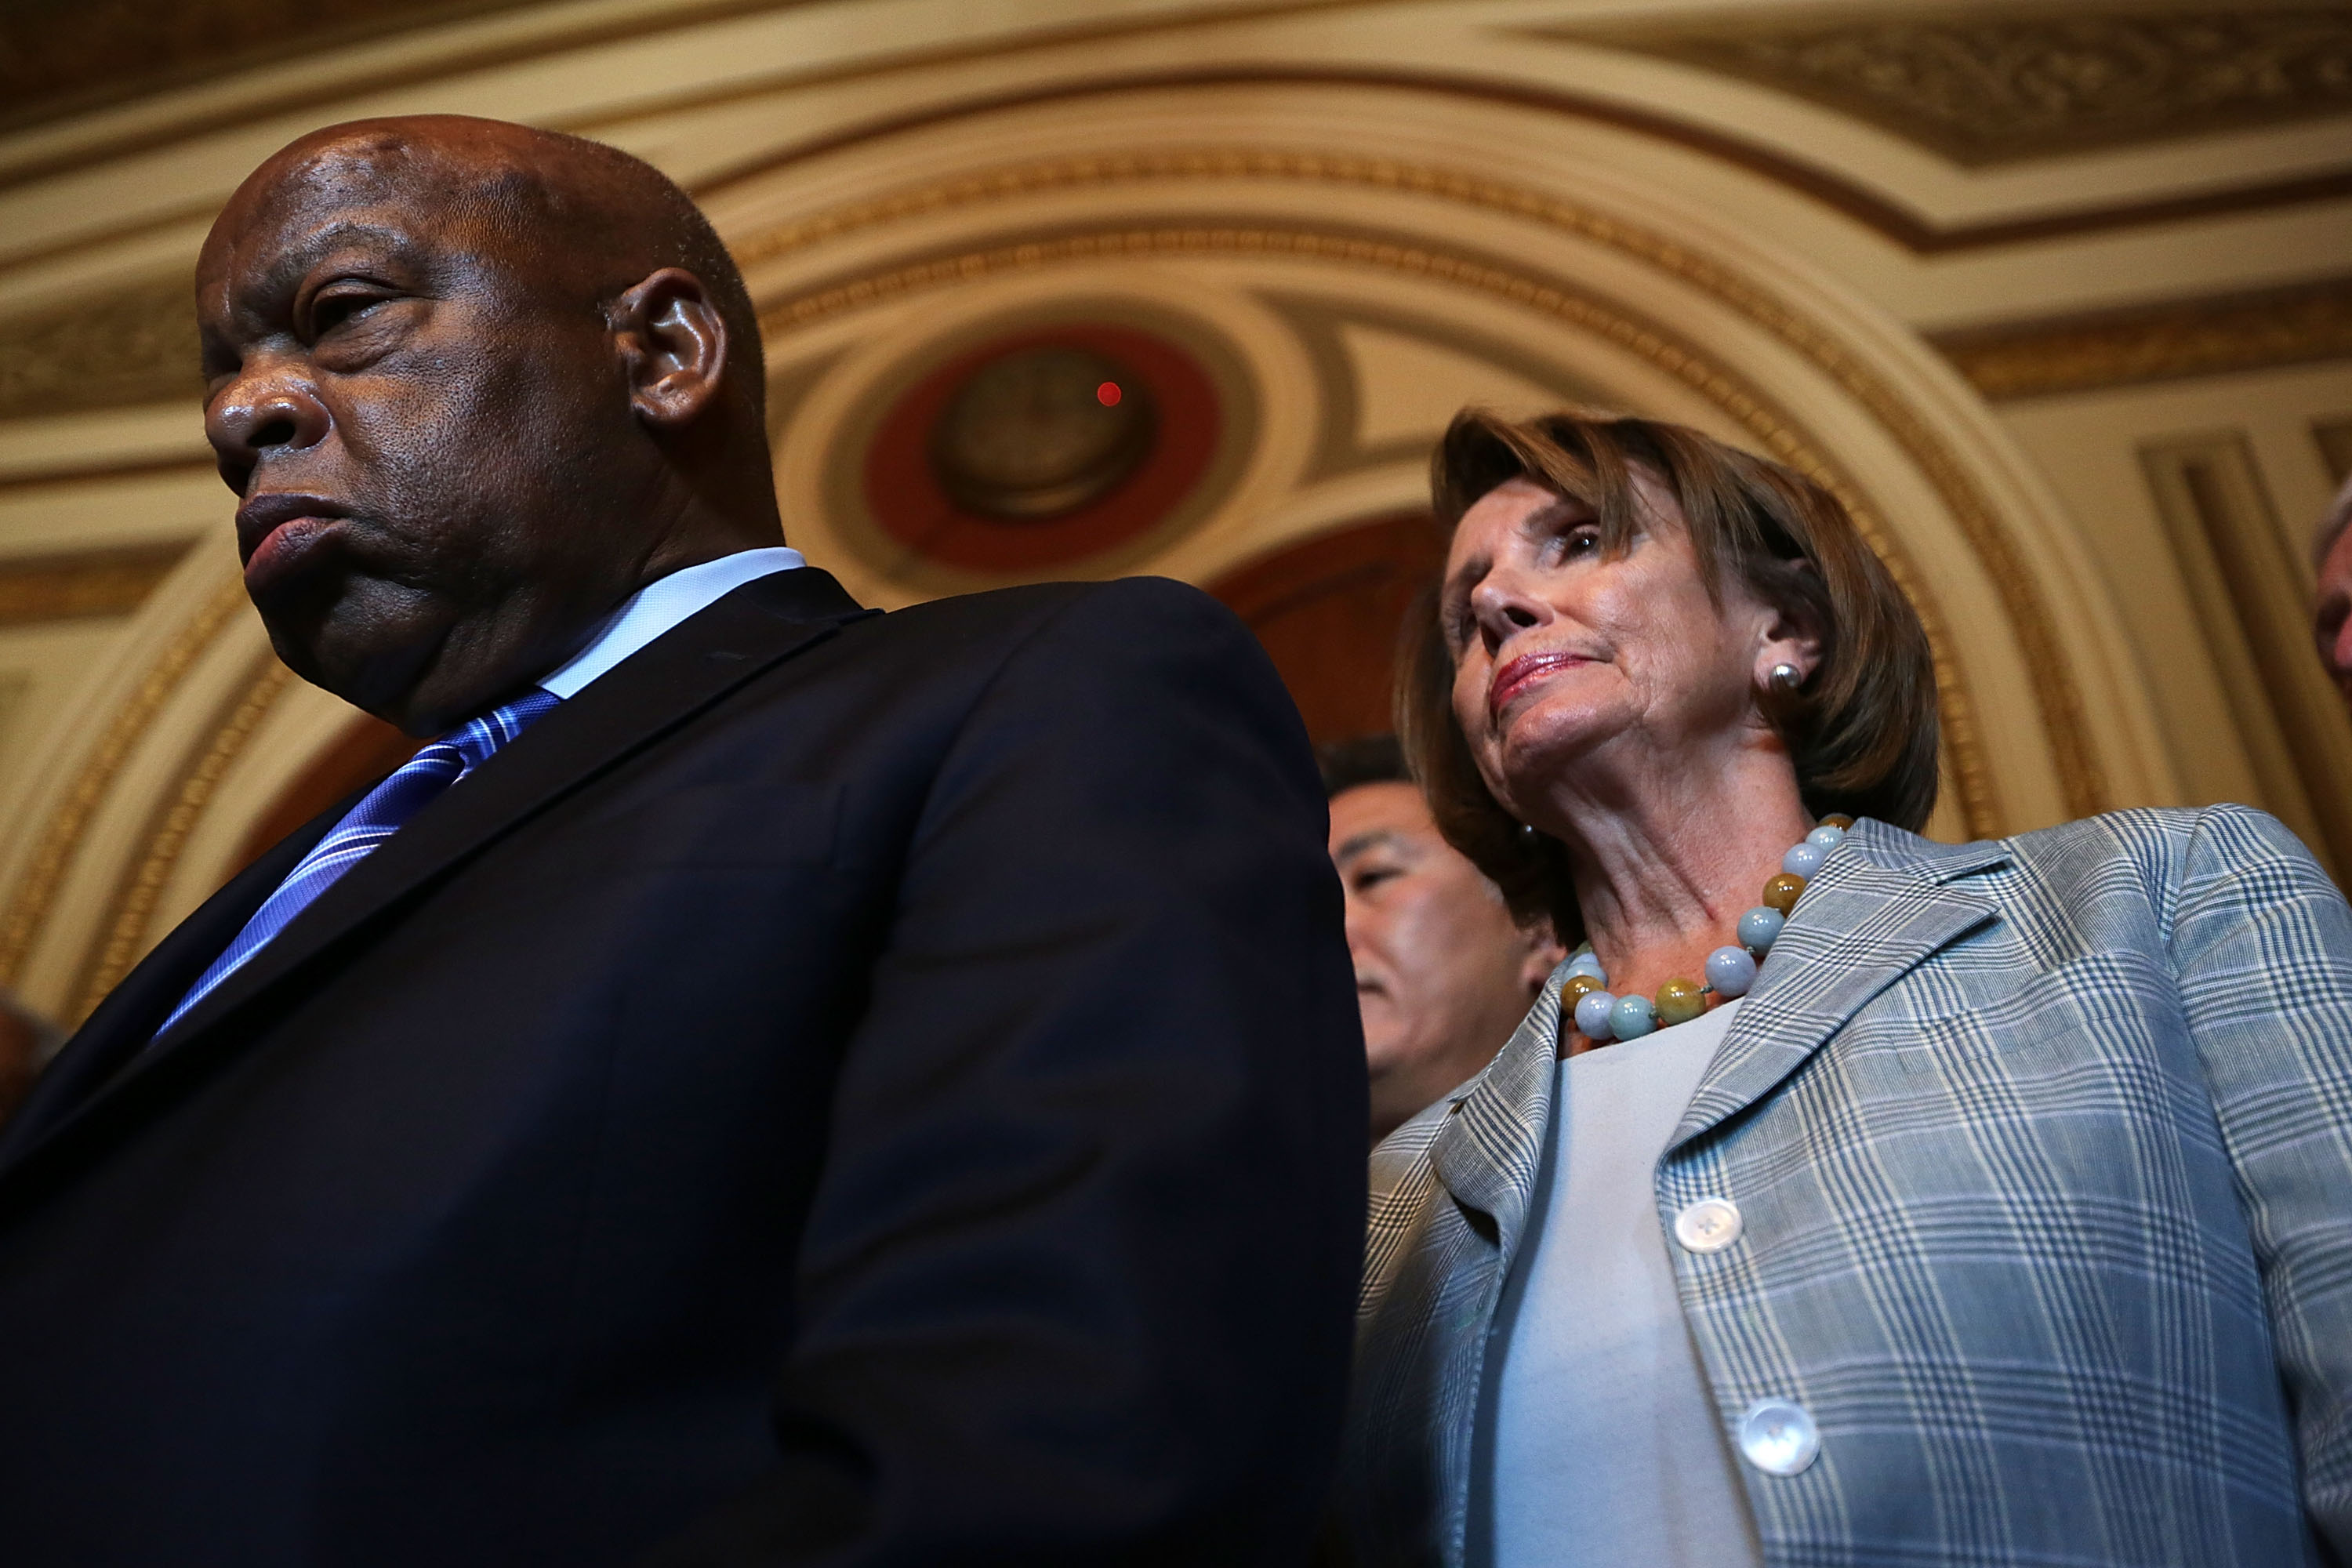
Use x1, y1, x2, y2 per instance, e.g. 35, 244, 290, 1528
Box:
1338, 805, 2352, 1567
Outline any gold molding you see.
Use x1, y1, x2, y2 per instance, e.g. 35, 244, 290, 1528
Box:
1258, 291, 1610, 483
2315, 414, 2352, 485
0, 572, 249, 989
743, 149, 2113, 825
1539, 5, 2352, 169
0, 272, 198, 419
0, 0, 1378, 196
2140, 429, 2352, 885
1931, 275, 2352, 401
760, 220, 2005, 835
5, 140, 2141, 1014
0, 541, 190, 627
68, 652, 290, 1021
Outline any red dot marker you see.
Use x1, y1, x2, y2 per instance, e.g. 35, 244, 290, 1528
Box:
1096, 381, 1122, 407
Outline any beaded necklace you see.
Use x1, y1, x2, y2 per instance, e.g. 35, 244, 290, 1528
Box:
1562, 815, 1852, 1046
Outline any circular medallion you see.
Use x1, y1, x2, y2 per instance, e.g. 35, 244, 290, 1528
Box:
855, 320, 1229, 576
929, 346, 1157, 519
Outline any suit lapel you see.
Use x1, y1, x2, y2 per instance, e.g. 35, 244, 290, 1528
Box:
1669, 825, 2008, 1152
1, 569, 869, 1185
0, 822, 328, 1167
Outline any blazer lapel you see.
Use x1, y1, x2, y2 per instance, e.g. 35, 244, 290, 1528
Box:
1669, 823, 2009, 1152
3, 569, 870, 1182
1429, 967, 1563, 1258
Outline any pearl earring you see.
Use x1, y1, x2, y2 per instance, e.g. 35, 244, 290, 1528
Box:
1768, 662, 1802, 692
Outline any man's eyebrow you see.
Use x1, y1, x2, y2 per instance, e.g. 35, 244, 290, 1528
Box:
1334, 829, 1410, 864
254, 220, 422, 285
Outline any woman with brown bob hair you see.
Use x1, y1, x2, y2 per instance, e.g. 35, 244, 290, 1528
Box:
1338, 408, 2352, 1568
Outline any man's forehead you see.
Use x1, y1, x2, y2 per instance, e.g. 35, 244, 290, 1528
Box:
1328, 782, 1438, 851
203, 147, 500, 303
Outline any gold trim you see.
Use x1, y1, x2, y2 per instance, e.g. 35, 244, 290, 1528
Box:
0, 456, 214, 496
0, 271, 198, 419
1533, 6, 2352, 170
1932, 275, 2352, 401
0, 573, 249, 988
743, 151, 2111, 822
1258, 292, 1611, 483
0, 0, 1380, 198
745, 147, 2101, 813
2140, 430, 2352, 886
68, 652, 290, 1021
761, 221, 2003, 835
0, 541, 190, 627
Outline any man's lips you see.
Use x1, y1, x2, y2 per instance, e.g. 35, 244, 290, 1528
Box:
1488, 651, 1592, 715
235, 494, 350, 593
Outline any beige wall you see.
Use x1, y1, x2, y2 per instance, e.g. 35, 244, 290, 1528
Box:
4, 0, 2350, 1024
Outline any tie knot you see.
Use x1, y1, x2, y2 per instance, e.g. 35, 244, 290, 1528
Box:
445, 688, 562, 775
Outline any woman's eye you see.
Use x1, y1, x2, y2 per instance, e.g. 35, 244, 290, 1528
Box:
1563, 525, 1601, 555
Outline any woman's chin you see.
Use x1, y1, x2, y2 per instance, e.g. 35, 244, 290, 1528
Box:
1490, 706, 1617, 797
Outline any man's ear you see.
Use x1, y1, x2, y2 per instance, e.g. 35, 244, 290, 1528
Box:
610, 267, 727, 430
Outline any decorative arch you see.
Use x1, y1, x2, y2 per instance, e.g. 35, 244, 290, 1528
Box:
0, 76, 2187, 1023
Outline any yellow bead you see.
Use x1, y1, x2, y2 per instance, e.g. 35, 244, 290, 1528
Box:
1820, 813, 1855, 829
1563, 973, 1606, 1008
1762, 872, 1807, 915
1655, 977, 1706, 1025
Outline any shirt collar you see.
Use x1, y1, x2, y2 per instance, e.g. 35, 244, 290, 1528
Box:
539, 546, 806, 699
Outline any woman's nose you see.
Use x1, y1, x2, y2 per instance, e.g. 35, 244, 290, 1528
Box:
205, 362, 328, 493
1469, 573, 1544, 653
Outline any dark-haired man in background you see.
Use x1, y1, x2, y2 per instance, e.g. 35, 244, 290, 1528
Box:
1322, 735, 1560, 1142
0, 115, 1363, 1567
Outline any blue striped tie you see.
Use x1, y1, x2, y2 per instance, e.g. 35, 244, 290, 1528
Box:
156, 688, 561, 1038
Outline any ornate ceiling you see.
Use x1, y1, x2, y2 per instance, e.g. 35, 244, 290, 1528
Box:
1, 0, 545, 133
0, 0, 2347, 1022
1541, 6, 2352, 166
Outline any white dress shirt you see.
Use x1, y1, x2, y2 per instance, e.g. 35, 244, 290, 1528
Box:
539, 546, 807, 699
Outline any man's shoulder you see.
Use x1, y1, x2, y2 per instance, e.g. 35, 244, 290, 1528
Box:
864, 575, 1232, 645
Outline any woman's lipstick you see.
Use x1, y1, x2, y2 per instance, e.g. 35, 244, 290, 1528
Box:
1488, 651, 1590, 716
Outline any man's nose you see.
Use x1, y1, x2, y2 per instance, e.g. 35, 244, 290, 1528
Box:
1339, 888, 1377, 960
205, 360, 329, 494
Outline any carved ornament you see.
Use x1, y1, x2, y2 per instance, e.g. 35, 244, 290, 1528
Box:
1933, 275, 2352, 399
1544, 7, 2352, 165
0, 274, 198, 419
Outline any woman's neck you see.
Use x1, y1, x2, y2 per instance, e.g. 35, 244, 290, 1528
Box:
1539, 735, 1816, 1010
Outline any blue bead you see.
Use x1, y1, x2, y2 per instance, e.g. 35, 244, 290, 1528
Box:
1574, 989, 1617, 1040
1806, 824, 1846, 850
1737, 906, 1784, 953
1566, 949, 1608, 985
1781, 841, 1825, 878
1610, 993, 1657, 1040
1705, 945, 1759, 997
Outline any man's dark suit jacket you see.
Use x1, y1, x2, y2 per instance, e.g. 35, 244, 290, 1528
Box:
0, 568, 1366, 1567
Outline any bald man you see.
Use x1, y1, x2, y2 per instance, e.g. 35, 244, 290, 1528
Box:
0, 118, 1363, 1568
